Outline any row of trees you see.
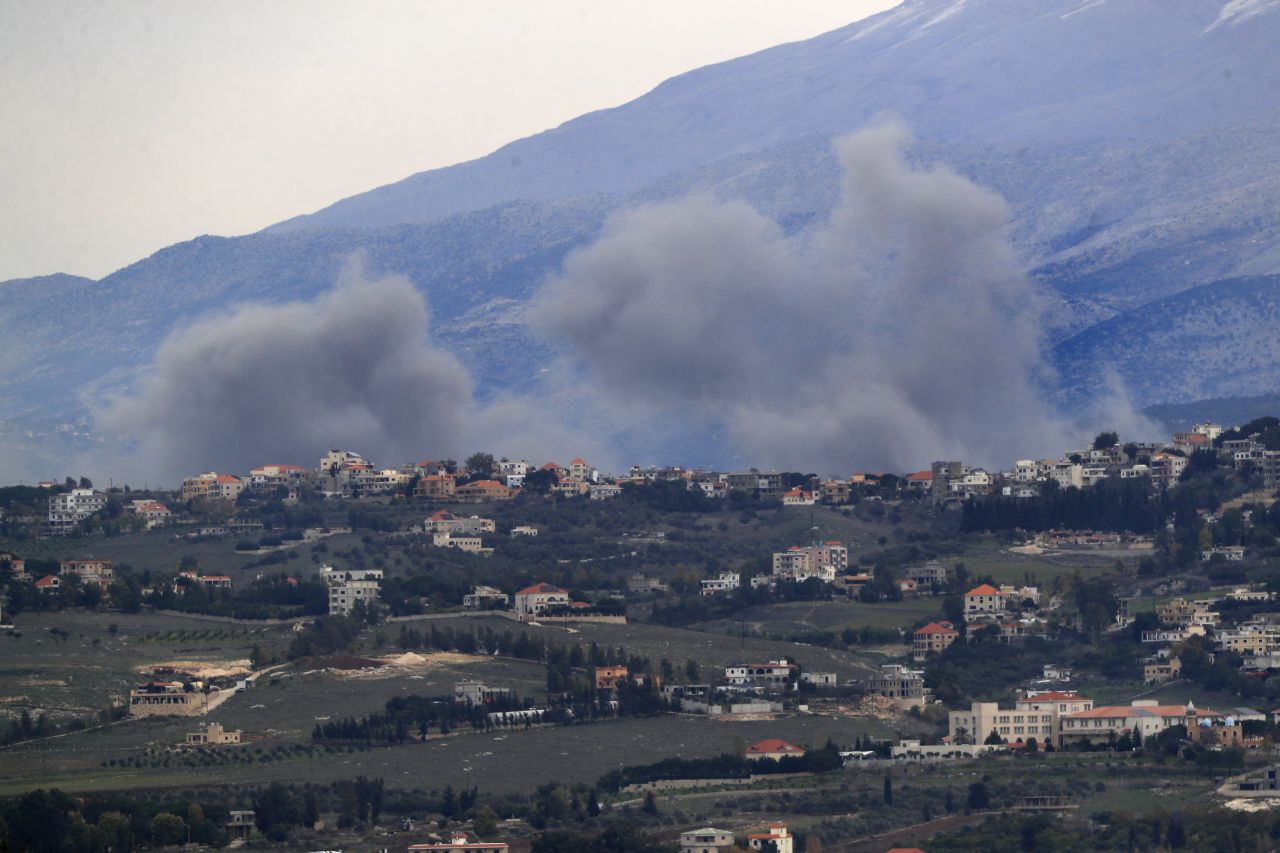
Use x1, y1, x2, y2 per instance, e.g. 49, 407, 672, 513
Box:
961, 478, 1163, 533
595, 741, 845, 792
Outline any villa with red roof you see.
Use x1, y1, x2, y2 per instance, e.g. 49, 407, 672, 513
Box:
514, 582, 570, 620
181, 472, 244, 503
904, 470, 933, 490
781, 487, 816, 506
127, 499, 171, 523
414, 473, 457, 501
454, 479, 512, 503
964, 583, 1006, 620
746, 823, 794, 853
566, 458, 594, 482
912, 621, 960, 660
745, 739, 805, 761
0, 552, 26, 579
35, 574, 61, 591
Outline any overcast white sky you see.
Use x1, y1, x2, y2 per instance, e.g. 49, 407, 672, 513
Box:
0, 1, 896, 282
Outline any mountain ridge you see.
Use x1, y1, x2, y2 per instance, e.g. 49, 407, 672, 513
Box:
3, 0, 1280, 479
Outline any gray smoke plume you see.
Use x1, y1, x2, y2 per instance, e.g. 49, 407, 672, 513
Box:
98, 257, 598, 483
532, 119, 1088, 472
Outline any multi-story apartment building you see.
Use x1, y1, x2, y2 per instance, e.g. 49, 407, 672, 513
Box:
866, 664, 930, 709
771, 542, 847, 582
725, 660, 798, 692
46, 488, 107, 535
948, 690, 1093, 746
912, 621, 959, 661
59, 559, 114, 588
963, 584, 1006, 620
181, 472, 244, 503
319, 565, 382, 616
700, 571, 740, 596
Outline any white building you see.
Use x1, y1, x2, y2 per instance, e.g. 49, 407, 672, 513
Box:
700, 571, 740, 596
746, 824, 793, 853
46, 488, 107, 534
589, 483, 623, 500
963, 584, 1006, 620
432, 532, 494, 556
725, 660, 797, 692
127, 499, 172, 528
463, 585, 509, 609
319, 565, 382, 616
514, 582, 570, 619
680, 827, 736, 853
426, 511, 496, 535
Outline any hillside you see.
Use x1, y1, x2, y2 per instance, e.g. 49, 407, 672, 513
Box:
1053, 275, 1280, 405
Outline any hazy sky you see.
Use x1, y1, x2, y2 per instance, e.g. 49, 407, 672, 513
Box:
0, 1, 897, 282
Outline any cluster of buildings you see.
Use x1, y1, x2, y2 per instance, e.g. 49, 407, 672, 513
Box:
923, 421, 1280, 507
3, 556, 117, 595
23, 416, 1280, 541
944, 689, 1251, 751
658, 658, 839, 717
903, 583, 1046, 661
1139, 586, 1280, 681
678, 822, 794, 853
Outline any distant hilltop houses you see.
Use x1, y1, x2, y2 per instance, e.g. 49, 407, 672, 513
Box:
3, 416, 1276, 544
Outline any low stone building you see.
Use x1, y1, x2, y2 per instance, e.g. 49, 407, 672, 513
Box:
186, 722, 242, 745
130, 682, 207, 717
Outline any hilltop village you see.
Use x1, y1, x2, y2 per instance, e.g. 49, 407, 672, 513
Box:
2, 416, 1280, 851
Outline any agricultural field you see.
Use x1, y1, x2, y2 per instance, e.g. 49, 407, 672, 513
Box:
455, 615, 884, 681
0, 528, 365, 586
0, 685, 895, 797
955, 537, 1127, 586
691, 599, 945, 638
0, 610, 292, 725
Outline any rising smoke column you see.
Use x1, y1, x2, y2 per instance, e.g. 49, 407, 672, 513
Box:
98, 257, 602, 483
531, 119, 1075, 472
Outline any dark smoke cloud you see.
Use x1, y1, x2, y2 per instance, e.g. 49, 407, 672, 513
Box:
531, 119, 1096, 472
98, 258, 599, 484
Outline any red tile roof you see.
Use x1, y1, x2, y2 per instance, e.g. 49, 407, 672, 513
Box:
746, 738, 804, 755
965, 583, 1002, 596
517, 582, 568, 596
1068, 704, 1220, 720
905, 471, 933, 482
915, 622, 958, 636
